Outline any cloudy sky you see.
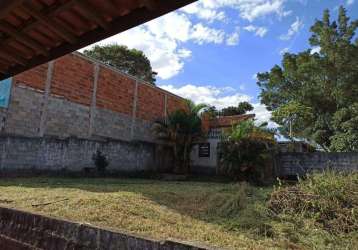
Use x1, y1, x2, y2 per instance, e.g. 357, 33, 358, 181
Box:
84, 0, 358, 126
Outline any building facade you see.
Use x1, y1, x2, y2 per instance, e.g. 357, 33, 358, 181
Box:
191, 114, 255, 175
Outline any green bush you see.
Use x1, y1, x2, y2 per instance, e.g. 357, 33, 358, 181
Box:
92, 150, 109, 173
218, 120, 276, 183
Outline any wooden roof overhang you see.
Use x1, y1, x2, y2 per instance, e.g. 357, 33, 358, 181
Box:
0, 0, 196, 80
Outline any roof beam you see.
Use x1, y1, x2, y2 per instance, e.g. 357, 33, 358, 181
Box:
99, 0, 119, 17
0, 1, 77, 47
142, 0, 160, 11
0, 0, 23, 19
0, 47, 27, 66
0, 21, 48, 56
74, 0, 110, 30
19, 2, 78, 44
0, 0, 197, 80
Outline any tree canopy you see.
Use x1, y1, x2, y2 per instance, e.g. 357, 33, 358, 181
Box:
83, 44, 157, 84
257, 6, 358, 152
207, 101, 254, 117
152, 100, 208, 173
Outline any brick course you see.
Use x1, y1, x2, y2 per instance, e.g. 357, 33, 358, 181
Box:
13, 64, 48, 91
51, 54, 94, 106
3, 52, 185, 141
96, 66, 135, 116
137, 84, 165, 121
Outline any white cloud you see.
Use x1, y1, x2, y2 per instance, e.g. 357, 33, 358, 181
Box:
160, 84, 250, 109
159, 84, 274, 126
82, 12, 227, 80
181, 3, 226, 22
190, 23, 226, 44
226, 27, 240, 46
249, 103, 277, 128
280, 47, 289, 55
183, 0, 291, 22
81, 0, 294, 80
310, 46, 321, 54
279, 17, 304, 40
347, 0, 355, 5
178, 48, 192, 58
244, 25, 268, 37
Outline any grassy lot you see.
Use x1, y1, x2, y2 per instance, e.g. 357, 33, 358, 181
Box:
0, 173, 356, 249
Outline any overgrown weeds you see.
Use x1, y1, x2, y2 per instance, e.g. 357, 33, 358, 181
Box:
268, 170, 358, 237
0, 172, 357, 249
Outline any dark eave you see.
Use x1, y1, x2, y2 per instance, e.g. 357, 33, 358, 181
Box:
0, 0, 196, 80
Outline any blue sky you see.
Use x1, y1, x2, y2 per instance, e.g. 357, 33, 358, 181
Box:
86, 0, 358, 125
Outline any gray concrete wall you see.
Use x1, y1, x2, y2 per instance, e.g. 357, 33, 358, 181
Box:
277, 152, 358, 176
93, 107, 133, 141
0, 107, 6, 132
0, 207, 214, 250
0, 136, 156, 173
2, 85, 158, 143
46, 96, 91, 139
5, 86, 42, 137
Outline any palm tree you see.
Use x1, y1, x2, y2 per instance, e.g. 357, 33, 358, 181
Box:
219, 120, 276, 182
152, 99, 208, 174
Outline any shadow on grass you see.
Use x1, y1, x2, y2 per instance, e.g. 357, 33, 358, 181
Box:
0, 176, 274, 240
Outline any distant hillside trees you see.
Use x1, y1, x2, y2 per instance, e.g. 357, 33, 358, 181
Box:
83, 44, 157, 84
257, 6, 358, 152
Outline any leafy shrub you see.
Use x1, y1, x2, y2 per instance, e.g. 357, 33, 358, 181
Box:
92, 150, 109, 173
268, 171, 358, 234
218, 120, 276, 183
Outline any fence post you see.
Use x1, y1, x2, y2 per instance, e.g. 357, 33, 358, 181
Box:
39, 61, 54, 137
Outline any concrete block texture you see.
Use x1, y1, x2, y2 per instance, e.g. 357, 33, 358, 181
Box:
0, 108, 6, 132
4, 86, 42, 137
277, 152, 358, 176
45, 96, 90, 139
0, 136, 155, 172
0, 207, 217, 250
93, 108, 133, 141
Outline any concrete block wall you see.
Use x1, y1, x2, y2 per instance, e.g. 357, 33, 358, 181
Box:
1, 52, 185, 142
0, 108, 6, 132
0, 136, 156, 173
277, 152, 358, 176
5, 86, 43, 137
0, 207, 213, 250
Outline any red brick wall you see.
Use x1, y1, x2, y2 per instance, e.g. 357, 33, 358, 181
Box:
51, 54, 94, 106
137, 84, 165, 121
13, 64, 48, 90
167, 94, 186, 114
13, 53, 185, 121
96, 66, 135, 116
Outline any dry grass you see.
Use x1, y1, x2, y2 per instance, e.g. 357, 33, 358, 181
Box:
0, 178, 280, 249
0, 174, 356, 249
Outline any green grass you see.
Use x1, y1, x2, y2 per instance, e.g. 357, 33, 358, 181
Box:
0, 174, 356, 249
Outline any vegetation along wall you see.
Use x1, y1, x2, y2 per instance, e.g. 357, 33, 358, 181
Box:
0, 53, 185, 173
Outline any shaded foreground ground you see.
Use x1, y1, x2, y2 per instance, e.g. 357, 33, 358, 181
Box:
0, 176, 356, 249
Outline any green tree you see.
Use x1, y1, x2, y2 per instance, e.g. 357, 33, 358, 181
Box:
152, 100, 208, 174
219, 120, 276, 183
257, 6, 358, 151
220, 101, 254, 116
83, 44, 157, 84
